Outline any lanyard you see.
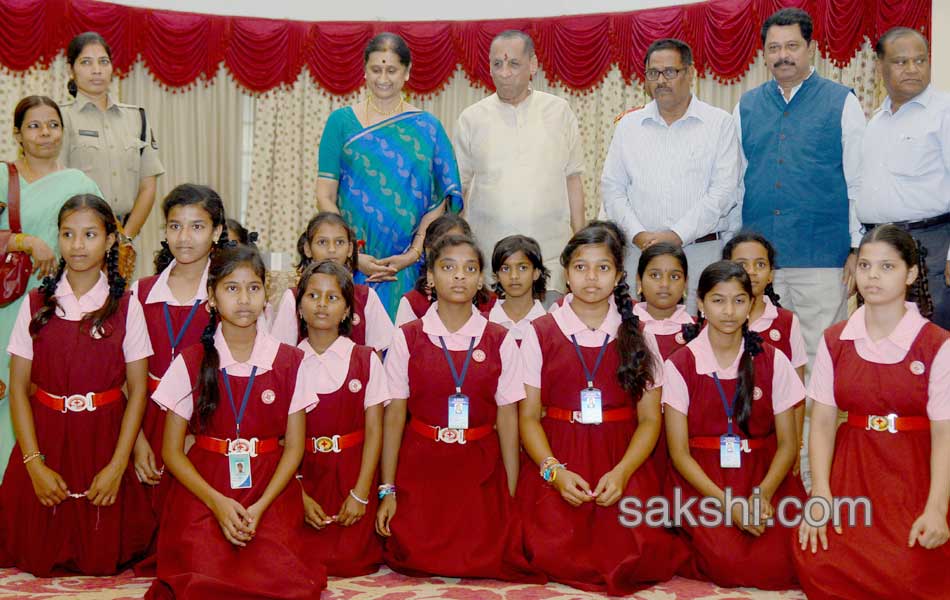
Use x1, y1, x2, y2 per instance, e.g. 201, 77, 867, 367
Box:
438, 336, 476, 394
221, 366, 258, 440
712, 372, 739, 436
163, 300, 202, 358
570, 333, 610, 389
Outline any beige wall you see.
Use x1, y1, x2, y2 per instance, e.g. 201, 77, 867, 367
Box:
934, 0, 950, 91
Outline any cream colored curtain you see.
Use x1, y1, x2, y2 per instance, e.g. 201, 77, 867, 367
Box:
248, 43, 882, 268
0, 60, 244, 278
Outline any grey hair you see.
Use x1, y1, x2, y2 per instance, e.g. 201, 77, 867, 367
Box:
875, 27, 929, 58
491, 30, 535, 57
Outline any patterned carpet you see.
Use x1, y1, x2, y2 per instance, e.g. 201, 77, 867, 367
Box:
0, 567, 807, 599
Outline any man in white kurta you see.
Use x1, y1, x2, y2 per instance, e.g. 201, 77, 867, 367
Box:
454, 30, 586, 291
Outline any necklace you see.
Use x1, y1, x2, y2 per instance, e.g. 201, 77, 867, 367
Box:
366, 95, 403, 118
18, 157, 61, 183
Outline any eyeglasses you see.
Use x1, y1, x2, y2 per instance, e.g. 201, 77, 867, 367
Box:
645, 67, 687, 81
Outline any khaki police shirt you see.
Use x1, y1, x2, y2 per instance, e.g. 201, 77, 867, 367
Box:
60, 91, 165, 216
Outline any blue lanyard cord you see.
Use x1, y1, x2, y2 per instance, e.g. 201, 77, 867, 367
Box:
163, 300, 203, 357
711, 372, 740, 436
569, 333, 610, 389
221, 366, 258, 440
438, 336, 476, 394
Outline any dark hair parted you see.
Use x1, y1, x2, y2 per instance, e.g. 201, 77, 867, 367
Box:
875, 26, 929, 58
14, 96, 64, 135
296, 212, 359, 274
296, 259, 355, 340
645, 38, 693, 67
561, 221, 655, 398
30, 195, 125, 338
227, 218, 258, 246
66, 32, 112, 98
413, 213, 474, 295
192, 244, 267, 433
154, 184, 229, 274
859, 224, 932, 317
682, 261, 764, 438
491, 235, 549, 300
636, 242, 688, 301
364, 32, 411, 67
722, 230, 782, 308
761, 8, 813, 44
491, 30, 535, 56
425, 234, 492, 307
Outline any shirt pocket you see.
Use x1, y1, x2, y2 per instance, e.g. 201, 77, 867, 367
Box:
124, 139, 147, 174
886, 132, 933, 177
70, 133, 102, 172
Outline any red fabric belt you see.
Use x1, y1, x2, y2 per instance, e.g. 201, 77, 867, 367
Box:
35, 387, 123, 413
846, 413, 929, 433
408, 418, 494, 444
545, 405, 634, 424
310, 430, 365, 453
689, 436, 767, 450
194, 435, 281, 456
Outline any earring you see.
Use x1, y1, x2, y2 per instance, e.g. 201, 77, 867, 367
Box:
426, 282, 434, 302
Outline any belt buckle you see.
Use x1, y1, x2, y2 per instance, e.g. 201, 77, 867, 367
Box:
740, 439, 752, 453
227, 437, 260, 457
436, 427, 466, 444
867, 414, 898, 434
313, 435, 340, 453
571, 410, 583, 424
63, 392, 95, 413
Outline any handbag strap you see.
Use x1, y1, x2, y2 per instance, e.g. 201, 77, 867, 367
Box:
6, 162, 21, 234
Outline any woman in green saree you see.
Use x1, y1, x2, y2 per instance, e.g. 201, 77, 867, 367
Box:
316, 32, 463, 318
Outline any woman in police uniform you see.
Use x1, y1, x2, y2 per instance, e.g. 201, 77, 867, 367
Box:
59, 32, 164, 240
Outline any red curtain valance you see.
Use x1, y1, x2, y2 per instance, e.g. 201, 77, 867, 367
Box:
0, 0, 930, 94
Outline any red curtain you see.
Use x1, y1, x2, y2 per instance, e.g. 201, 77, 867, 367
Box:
0, 0, 930, 93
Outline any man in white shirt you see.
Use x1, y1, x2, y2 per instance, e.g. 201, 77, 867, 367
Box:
859, 27, 950, 329
601, 38, 739, 313
454, 30, 586, 292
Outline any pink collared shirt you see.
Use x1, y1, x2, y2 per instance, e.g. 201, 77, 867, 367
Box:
130, 258, 209, 306
385, 302, 525, 405
633, 302, 694, 336
296, 336, 389, 411
271, 287, 394, 351
152, 324, 315, 420
394, 296, 418, 327
7, 272, 152, 363
809, 303, 950, 420
749, 296, 807, 368
487, 299, 547, 341
662, 326, 805, 415
521, 296, 664, 389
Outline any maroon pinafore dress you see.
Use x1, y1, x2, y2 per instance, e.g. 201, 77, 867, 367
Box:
756, 306, 796, 362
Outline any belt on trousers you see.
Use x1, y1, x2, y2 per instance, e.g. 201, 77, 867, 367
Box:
310, 430, 365, 453
545, 405, 635, 424
35, 387, 123, 413
862, 213, 950, 232
846, 413, 929, 433
694, 232, 722, 244
194, 435, 281, 456
689, 436, 767, 451
408, 417, 494, 444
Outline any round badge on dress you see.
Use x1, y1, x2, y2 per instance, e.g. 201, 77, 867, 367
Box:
472, 349, 486, 363
261, 389, 276, 404
769, 329, 781, 342
753, 386, 763, 401
910, 360, 926, 376
348, 379, 363, 393
351, 313, 361, 326
674, 332, 686, 345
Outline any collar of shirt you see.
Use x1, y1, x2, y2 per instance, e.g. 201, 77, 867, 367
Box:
777, 66, 816, 102
749, 295, 780, 331
634, 302, 693, 335
145, 259, 210, 305
642, 95, 705, 128
297, 336, 354, 394
491, 88, 533, 112
76, 90, 119, 113
421, 302, 487, 350
881, 84, 934, 115
840, 302, 925, 352
552, 293, 621, 345
213, 323, 280, 375
488, 299, 547, 327
689, 325, 745, 378
53, 272, 110, 320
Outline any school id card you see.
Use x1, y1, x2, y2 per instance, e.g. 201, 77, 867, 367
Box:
229, 453, 252, 489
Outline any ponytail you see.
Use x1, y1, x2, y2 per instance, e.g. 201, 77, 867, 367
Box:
614, 277, 655, 397
763, 283, 782, 308
682, 312, 704, 343
910, 240, 934, 319
29, 259, 67, 336
192, 309, 220, 433
734, 324, 764, 438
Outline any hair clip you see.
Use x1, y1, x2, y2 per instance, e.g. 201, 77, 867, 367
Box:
248, 231, 259, 244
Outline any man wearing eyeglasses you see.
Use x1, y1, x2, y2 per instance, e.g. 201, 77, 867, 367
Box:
733, 7, 866, 368
601, 38, 739, 313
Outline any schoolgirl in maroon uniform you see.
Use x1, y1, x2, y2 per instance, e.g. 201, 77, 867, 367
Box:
664, 261, 805, 589
146, 245, 324, 599
633, 242, 695, 360
394, 214, 496, 326
272, 213, 393, 351
376, 234, 540, 582
296, 260, 388, 576
0, 195, 154, 576
795, 225, 950, 599
517, 222, 687, 594
486, 235, 550, 343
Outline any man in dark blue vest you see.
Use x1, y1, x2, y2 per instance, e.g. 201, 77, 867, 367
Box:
734, 7, 866, 369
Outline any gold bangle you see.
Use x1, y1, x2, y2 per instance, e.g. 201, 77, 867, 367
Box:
22, 451, 44, 465
13, 233, 26, 253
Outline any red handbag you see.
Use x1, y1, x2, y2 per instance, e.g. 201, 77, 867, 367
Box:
0, 162, 35, 307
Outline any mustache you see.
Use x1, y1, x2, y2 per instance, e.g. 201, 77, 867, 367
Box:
773, 58, 795, 68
